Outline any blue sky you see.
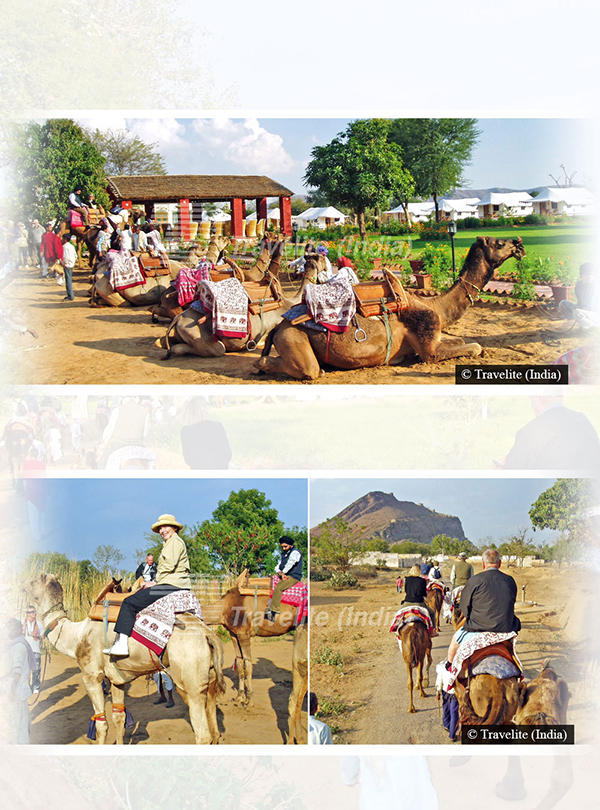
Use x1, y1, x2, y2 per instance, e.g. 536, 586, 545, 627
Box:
78, 116, 593, 197
309, 478, 560, 546
39, 478, 307, 568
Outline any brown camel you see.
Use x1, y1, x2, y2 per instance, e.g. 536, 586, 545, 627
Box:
202, 571, 304, 706
255, 235, 526, 380
514, 663, 569, 725
425, 586, 444, 632
455, 672, 522, 727
57, 220, 101, 267
26, 573, 225, 744
398, 620, 433, 713
452, 591, 465, 631
156, 253, 323, 359
287, 623, 308, 744
150, 234, 285, 323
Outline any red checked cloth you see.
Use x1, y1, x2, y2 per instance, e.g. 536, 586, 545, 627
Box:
197, 277, 250, 338
389, 605, 434, 635
302, 275, 356, 333
130, 590, 203, 655
271, 576, 308, 623
174, 261, 213, 307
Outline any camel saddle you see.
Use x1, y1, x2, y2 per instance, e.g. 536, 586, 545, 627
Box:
353, 267, 409, 318
458, 639, 521, 681
236, 569, 273, 596
87, 578, 143, 623
243, 274, 284, 316
138, 252, 170, 276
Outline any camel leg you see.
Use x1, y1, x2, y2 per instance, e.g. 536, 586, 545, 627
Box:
111, 685, 126, 745
255, 328, 322, 381
406, 661, 416, 713
417, 656, 427, 698
207, 679, 220, 744
230, 636, 248, 706
423, 641, 433, 688
187, 694, 213, 744
434, 339, 483, 361
238, 636, 255, 708
495, 757, 527, 801
82, 676, 109, 744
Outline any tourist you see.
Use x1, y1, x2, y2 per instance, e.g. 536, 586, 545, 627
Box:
30, 219, 45, 268
40, 223, 62, 277
3, 618, 34, 744
103, 514, 191, 657
450, 552, 473, 588
14, 222, 29, 268
135, 553, 157, 582
120, 224, 133, 252
153, 671, 175, 708
60, 234, 77, 301
68, 186, 90, 226
308, 693, 333, 744
264, 537, 303, 623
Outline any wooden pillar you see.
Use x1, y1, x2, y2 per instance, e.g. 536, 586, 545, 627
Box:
256, 197, 268, 223
231, 197, 244, 238
178, 198, 190, 240
280, 195, 292, 235
144, 203, 155, 221
191, 201, 203, 223
241, 200, 247, 218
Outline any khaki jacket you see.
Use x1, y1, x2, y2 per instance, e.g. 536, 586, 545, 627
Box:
156, 532, 191, 588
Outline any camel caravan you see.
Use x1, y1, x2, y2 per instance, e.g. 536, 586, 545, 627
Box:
390, 551, 570, 739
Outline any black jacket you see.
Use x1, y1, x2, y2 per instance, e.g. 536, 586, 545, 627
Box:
135, 561, 157, 581
459, 567, 521, 633
402, 576, 427, 604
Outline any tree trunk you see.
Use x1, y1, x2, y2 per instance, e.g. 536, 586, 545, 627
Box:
401, 202, 411, 227
433, 193, 440, 223
357, 209, 367, 240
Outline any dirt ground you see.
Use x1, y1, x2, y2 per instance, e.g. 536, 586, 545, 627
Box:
30, 633, 305, 745
311, 563, 595, 745
3, 263, 584, 385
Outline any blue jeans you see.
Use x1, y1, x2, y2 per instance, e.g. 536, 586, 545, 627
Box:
64, 265, 74, 299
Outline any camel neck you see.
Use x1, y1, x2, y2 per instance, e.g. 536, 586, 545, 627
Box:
42, 611, 84, 659
428, 257, 490, 329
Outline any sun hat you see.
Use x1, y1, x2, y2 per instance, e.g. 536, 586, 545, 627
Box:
458, 551, 467, 559
152, 514, 183, 533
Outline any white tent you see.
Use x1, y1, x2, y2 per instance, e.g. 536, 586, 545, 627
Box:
531, 187, 595, 217
295, 206, 348, 229
477, 191, 533, 217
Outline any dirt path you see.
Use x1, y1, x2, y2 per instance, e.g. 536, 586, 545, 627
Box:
311, 565, 592, 745
30, 634, 304, 745
3, 264, 584, 385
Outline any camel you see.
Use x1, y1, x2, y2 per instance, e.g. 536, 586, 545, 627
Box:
451, 590, 465, 631
287, 623, 308, 744
155, 253, 324, 359
150, 234, 285, 323
398, 620, 433, 713
455, 671, 522, 727
26, 573, 225, 744
514, 663, 569, 725
255, 235, 526, 380
425, 585, 444, 632
202, 571, 304, 706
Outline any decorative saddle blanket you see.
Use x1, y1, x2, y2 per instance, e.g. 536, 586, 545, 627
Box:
106, 250, 146, 291
174, 263, 212, 306
69, 210, 84, 227
271, 576, 308, 623
197, 277, 250, 338
389, 605, 434, 634
447, 632, 523, 691
303, 275, 356, 333
130, 590, 204, 655
426, 580, 444, 593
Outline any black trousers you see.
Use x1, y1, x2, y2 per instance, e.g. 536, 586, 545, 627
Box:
114, 584, 183, 636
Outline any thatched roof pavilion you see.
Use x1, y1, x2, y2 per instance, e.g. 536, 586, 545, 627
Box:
107, 174, 294, 237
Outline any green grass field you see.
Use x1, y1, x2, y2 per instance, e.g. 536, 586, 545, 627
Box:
398, 224, 593, 265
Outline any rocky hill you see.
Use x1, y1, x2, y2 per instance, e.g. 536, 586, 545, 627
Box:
312, 491, 466, 545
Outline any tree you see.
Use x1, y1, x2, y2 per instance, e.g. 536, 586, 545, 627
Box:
311, 517, 365, 573
303, 119, 414, 239
504, 529, 537, 567
430, 534, 475, 557
8, 119, 109, 222
389, 541, 430, 555
92, 544, 124, 573
87, 128, 167, 176
389, 119, 480, 222
291, 198, 311, 216
529, 479, 592, 543
193, 489, 285, 575
363, 537, 389, 552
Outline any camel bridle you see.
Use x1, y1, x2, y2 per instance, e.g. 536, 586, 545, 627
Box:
42, 602, 68, 637
460, 277, 482, 305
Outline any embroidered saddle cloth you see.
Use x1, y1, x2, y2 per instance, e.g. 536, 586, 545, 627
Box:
426, 580, 445, 594
130, 590, 204, 655
106, 250, 145, 291
197, 277, 250, 338
448, 632, 523, 691
271, 576, 308, 623
303, 274, 356, 333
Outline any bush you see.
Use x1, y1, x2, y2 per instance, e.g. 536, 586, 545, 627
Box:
420, 242, 455, 290
523, 214, 548, 226
310, 567, 332, 582
418, 221, 449, 241
354, 566, 378, 579
313, 646, 344, 668
328, 571, 359, 590
379, 220, 415, 236
317, 696, 347, 717
456, 217, 482, 230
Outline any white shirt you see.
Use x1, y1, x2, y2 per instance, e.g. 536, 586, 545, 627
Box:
138, 230, 148, 251
23, 620, 44, 655
275, 548, 302, 575
120, 231, 133, 251
62, 242, 77, 269
308, 715, 333, 745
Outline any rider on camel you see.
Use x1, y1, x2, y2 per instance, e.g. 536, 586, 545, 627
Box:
264, 536, 303, 623
103, 514, 191, 657
447, 548, 521, 664
68, 186, 90, 227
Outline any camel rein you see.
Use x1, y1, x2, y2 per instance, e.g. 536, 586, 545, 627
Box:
460, 277, 482, 305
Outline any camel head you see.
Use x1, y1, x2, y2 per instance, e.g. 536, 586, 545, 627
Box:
461, 236, 525, 288
25, 572, 64, 615
514, 664, 570, 725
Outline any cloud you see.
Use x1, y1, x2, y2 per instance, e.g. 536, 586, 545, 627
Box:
126, 118, 189, 150
191, 118, 296, 174
77, 116, 129, 132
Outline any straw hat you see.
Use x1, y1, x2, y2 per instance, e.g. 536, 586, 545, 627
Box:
152, 514, 183, 533
458, 551, 467, 559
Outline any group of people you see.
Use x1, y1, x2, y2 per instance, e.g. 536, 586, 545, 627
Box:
397, 548, 520, 742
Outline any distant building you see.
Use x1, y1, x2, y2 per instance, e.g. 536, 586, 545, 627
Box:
477, 191, 533, 218
294, 206, 348, 229
531, 187, 595, 217
350, 552, 422, 569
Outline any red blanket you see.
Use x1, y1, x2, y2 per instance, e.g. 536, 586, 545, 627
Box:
271, 576, 308, 623
426, 580, 444, 593
389, 605, 434, 634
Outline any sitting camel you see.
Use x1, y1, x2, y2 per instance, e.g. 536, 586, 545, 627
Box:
514, 662, 569, 725
201, 570, 305, 707
150, 234, 286, 323
398, 621, 433, 713
255, 236, 526, 380
26, 573, 225, 744
155, 252, 324, 359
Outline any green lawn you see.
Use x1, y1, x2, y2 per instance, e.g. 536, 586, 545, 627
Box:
401, 224, 593, 265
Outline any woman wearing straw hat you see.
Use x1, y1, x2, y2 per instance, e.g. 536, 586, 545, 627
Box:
103, 514, 191, 657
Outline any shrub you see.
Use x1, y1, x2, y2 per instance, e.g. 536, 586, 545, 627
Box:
456, 217, 481, 230
523, 214, 548, 226
418, 221, 449, 241
317, 696, 347, 717
354, 566, 378, 579
420, 242, 454, 290
379, 220, 415, 236
328, 571, 358, 590
511, 258, 537, 301
310, 567, 332, 582
313, 646, 344, 668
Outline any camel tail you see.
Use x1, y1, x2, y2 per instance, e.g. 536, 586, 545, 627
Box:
207, 633, 226, 695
